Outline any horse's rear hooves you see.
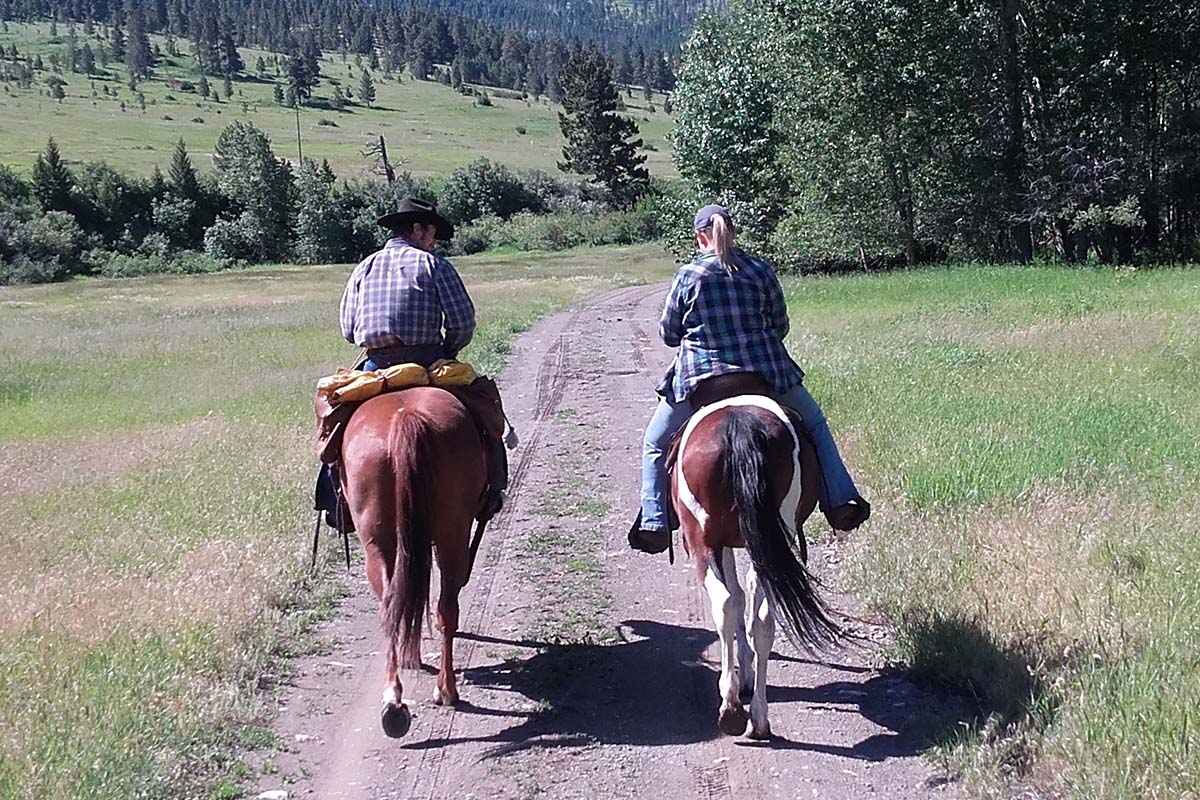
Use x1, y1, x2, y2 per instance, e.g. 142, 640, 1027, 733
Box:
381, 702, 412, 738
718, 705, 749, 736
747, 722, 772, 740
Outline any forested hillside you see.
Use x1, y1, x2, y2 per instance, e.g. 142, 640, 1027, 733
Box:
411, 0, 716, 51
0, 0, 684, 92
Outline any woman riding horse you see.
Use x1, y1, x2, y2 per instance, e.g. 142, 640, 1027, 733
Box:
629, 204, 871, 554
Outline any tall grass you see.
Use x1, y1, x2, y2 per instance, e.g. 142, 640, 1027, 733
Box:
785, 265, 1200, 799
0, 244, 672, 799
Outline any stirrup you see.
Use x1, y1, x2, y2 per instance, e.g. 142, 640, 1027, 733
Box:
825, 498, 871, 531
627, 511, 671, 554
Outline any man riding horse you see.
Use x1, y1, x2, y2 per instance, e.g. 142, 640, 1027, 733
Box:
316, 198, 508, 531
629, 204, 871, 554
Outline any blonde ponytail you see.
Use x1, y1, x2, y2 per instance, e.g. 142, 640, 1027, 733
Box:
711, 214, 737, 272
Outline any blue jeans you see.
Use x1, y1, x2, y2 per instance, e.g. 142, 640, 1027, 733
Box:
638, 382, 862, 532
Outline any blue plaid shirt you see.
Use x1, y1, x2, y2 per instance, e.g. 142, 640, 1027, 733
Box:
657, 249, 805, 402
340, 238, 476, 357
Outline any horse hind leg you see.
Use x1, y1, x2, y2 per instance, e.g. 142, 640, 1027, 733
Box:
746, 563, 774, 740
724, 547, 755, 706
433, 565, 464, 706
357, 517, 412, 737
705, 549, 748, 736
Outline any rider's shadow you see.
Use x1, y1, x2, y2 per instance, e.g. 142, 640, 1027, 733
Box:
405, 619, 961, 759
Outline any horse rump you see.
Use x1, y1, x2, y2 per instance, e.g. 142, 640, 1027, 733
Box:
720, 408, 840, 649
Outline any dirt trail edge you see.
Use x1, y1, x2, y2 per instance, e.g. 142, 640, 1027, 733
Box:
256, 283, 962, 800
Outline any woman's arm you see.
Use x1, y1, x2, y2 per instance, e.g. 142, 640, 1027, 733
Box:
766, 269, 790, 339
659, 269, 694, 348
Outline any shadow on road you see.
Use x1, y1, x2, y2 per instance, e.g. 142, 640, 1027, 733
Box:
402, 619, 963, 761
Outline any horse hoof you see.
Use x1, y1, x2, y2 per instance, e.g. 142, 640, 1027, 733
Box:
748, 722, 772, 740
381, 702, 412, 738
718, 705, 749, 737
433, 685, 458, 706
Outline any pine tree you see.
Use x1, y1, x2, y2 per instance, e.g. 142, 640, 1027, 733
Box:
223, 75, 233, 98
218, 20, 243, 76
273, 82, 284, 105
79, 43, 96, 75
109, 14, 125, 59
52, 82, 66, 103
557, 47, 649, 207
169, 138, 200, 198
31, 137, 74, 212
358, 69, 376, 107
255, 56, 266, 76
123, 0, 153, 79
197, 73, 209, 97
287, 47, 317, 104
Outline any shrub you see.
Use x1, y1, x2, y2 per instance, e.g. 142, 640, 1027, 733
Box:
317, 118, 338, 127
191, 117, 205, 123
203, 214, 260, 261
438, 159, 543, 226
515, 126, 527, 135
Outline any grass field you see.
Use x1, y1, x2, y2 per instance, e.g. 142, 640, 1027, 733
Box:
0, 21, 676, 180
5, 250, 1198, 800
0, 244, 673, 799
786, 265, 1200, 799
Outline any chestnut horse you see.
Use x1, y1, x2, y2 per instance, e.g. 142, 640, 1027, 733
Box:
340, 387, 487, 738
672, 394, 840, 739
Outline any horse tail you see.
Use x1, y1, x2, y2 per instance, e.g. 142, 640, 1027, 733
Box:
721, 408, 840, 649
382, 410, 435, 674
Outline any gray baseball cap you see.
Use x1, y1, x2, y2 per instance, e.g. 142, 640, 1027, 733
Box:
693, 204, 730, 231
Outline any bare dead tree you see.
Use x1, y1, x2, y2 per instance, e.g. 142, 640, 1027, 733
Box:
361, 135, 399, 184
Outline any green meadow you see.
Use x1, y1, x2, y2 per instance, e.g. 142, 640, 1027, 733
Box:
0, 244, 673, 799
788, 265, 1200, 799
0, 21, 676, 179
3, 246, 1199, 799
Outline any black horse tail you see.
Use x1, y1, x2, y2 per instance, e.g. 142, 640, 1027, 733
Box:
721, 408, 840, 649
382, 411, 435, 674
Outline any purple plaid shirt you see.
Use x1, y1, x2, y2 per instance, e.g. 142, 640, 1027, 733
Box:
340, 238, 476, 356
657, 249, 805, 402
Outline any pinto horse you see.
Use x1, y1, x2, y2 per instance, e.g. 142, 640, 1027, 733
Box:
340, 386, 487, 738
671, 389, 841, 739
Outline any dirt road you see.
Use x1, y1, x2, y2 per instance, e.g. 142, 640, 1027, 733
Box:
255, 284, 961, 800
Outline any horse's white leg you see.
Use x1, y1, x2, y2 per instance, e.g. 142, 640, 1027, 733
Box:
724, 548, 754, 702
746, 563, 774, 739
705, 549, 748, 736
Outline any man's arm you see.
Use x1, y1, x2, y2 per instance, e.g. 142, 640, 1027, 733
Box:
339, 262, 362, 345
431, 255, 477, 357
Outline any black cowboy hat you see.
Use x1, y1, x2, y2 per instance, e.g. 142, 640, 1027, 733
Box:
377, 198, 454, 241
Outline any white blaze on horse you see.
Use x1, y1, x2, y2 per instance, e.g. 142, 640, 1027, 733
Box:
671, 385, 840, 739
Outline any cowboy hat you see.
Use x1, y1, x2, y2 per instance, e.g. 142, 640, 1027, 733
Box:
377, 198, 454, 241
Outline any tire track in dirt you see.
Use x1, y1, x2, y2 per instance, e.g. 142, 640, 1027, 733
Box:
402, 284, 661, 800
